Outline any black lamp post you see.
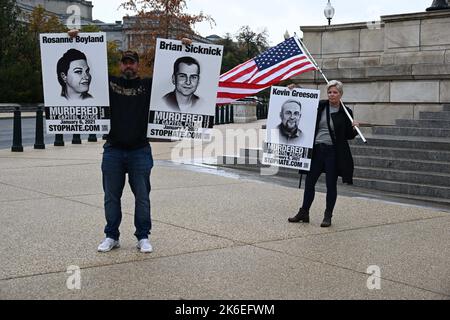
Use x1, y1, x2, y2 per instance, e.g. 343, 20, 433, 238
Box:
324, 0, 335, 26
426, 0, 449, 11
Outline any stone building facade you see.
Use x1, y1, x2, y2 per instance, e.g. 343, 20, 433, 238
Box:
17, 0, 93, 20
296, 10, 450, 125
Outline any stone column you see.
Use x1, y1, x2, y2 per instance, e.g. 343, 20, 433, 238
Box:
231, 100, 258, 123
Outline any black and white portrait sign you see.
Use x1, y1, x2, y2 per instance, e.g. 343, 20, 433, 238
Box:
39, 32, 110, 133
148, 38, 223, 141
263, 86, 320, 170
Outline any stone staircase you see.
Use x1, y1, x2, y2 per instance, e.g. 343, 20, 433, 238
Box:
215, 105, 450, 205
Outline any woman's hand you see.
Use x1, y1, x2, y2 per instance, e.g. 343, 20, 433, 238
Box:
352, 121, 360, 128
287, 83, 301, 90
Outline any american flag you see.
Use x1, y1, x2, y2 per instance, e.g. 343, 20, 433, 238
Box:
216, 37, 317, 104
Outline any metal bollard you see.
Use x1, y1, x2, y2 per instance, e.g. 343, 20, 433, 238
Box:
72, 134, 82, 144
225, 105, 230, 124
54, 134, 64, 146
220, 105, 225, 124
230, 105, 234, 123
11, 107, 23, 152
88, 134, 97, 142
215, 106, 220, 125
34, 106, 45, 149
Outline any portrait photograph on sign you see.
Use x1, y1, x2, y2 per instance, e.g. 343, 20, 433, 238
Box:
148, 38, 223, 141
40, 32, 109, 107
39, 32, 110, 134
263, 86, 320, 170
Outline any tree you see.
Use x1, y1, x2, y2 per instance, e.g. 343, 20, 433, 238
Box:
236, 25, 269, 59
0, 0, 40, 102
80, 24, 122, 75
218, 27, 270, 75
25, 6, 67, 102
217, 33, 243, 74
119, 0, 214, 75
107, 41, 122, 76
80, 24, 101, 33
28, 5, 67, 36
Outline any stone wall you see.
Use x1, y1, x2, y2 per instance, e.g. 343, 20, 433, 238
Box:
296, 10, 450, 125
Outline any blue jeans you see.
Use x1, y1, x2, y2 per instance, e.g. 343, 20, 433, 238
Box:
101, 143, 153, 241
301, 143, 338, 214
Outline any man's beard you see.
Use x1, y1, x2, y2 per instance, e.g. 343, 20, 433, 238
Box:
286, 122, 298, 132
123, 69, 137, 79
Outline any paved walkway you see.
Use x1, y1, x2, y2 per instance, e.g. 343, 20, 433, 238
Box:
0, 121, 449, 300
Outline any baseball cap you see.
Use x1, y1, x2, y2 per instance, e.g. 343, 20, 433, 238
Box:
121, 50, 139, 63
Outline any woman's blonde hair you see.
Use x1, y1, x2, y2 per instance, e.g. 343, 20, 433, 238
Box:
326, 80, 343, 96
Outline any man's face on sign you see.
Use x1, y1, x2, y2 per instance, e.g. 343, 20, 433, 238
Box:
280, 101, 301, 130
173, 62, 200, 97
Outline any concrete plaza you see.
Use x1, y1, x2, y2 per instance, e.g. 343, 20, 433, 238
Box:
0, 121, 449, 300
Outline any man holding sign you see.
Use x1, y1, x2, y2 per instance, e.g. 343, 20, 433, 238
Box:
99, 49, 155, 253
65, 31, 194, 253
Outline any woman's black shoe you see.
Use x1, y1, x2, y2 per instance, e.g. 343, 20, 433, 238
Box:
288, 208, 310, 223
320, 210, 332, 227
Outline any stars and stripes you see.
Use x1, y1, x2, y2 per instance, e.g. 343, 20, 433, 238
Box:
216, 37, 317, 104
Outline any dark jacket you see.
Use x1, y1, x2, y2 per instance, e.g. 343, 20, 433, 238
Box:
306, 99, 357, 184
107, 76, 152, 149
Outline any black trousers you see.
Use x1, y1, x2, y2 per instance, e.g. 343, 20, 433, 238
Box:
301, 143, 338, 214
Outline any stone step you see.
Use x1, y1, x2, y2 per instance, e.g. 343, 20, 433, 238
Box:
216, 156, 303, 179
354, 167, 450, 188
236, 145, 450, 170
352, 178, 450, 199
419, 111, 450, 120
216, 156, 450, 201
353, 156, 450, 174
217, 155, 261, 166
396, 119, 450, 129
443, 105, 450, 111
219, 154, 450, 185
349, 134, 450, 151
351, 145, 450, 162
372, 126, 450, 138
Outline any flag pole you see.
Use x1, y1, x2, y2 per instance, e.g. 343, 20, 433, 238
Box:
294, 35, 367, 143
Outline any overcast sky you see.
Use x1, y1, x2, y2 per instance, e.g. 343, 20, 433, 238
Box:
90, 0, 428, 45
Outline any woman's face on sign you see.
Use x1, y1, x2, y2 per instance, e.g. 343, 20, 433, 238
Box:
65, 59, 91, 93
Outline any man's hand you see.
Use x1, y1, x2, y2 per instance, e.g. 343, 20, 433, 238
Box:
68, 29, 79, 38
181, 38, 193, 46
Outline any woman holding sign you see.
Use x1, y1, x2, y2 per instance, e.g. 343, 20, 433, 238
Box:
288, 80, 359, 227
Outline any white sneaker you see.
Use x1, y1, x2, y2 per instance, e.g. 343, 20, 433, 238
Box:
137, 238, 153, 253
97, 238, 120, 252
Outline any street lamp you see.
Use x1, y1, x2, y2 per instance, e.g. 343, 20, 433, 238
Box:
284, 30, 290, 40
324, 0, 335, 26
426, 0, 449, 11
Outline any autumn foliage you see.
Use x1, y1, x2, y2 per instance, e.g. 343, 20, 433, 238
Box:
119, 0, 214, 76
